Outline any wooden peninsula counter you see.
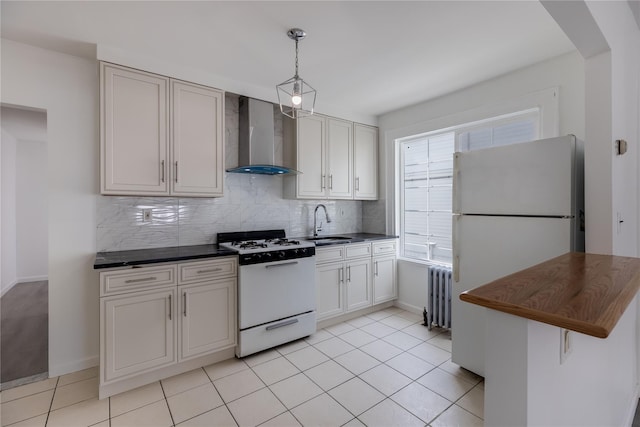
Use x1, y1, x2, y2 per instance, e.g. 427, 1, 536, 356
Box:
459, 252, 640, 427
461, 252, 640, 338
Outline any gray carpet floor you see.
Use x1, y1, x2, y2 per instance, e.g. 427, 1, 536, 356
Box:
1, 281, 48, 386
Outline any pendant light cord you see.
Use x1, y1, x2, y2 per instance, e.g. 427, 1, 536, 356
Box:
294, 39, 299, 79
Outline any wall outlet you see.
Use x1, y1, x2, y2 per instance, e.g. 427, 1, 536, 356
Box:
142, 209, 152, 222
560, 328, 572, 364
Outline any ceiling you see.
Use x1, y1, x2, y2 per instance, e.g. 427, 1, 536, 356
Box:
0, 1, 576, 123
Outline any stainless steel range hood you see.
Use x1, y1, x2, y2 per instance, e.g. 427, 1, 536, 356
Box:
226, 97, 299, 175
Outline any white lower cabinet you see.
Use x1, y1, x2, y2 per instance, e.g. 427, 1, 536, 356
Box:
179, 278, 235, 361
99, 257, 236, 398
316, 240, 395, 322
345, 258, 372, 311
316, 263, 345, 319
373, 255, 397, 303
102, 288, 176, 382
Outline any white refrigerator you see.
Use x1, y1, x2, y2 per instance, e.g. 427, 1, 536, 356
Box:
451, 135, 584, 376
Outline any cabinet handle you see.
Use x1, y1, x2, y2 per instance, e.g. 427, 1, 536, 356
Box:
378, 247, 392, 251
175, 161, 178, 183
356, 176, 360, 191
124, 276, 157, 284
197, 268, 222, 274
183, 292, 187, 317
321, 174, 325, 190
347, 266, 351, 282
329, 174, 333, 190
339, 268, 343, 283
266, 318, 299, 330
375, 261, 378, 276
161, 161, 165, 183
265, 261, 298, 269
168, 294, 172, 320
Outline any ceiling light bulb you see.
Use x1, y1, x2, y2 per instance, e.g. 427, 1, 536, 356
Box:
292, 81, 302, 106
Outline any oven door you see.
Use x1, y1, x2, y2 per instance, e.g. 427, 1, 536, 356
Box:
238, 256, 316, 330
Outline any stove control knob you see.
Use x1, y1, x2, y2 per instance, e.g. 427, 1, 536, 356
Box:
300, 248, 307, 255
278, 251, 286, 259
254, 253, 262, 262
264, 252, 272, 260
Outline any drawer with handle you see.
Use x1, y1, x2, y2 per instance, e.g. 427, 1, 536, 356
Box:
178, 257, 237, 285
100, 265, 177, 296
345, 243, 372, 260
372, 240, 397, 256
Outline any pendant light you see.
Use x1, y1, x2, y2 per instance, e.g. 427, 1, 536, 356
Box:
276, 28, 317, 119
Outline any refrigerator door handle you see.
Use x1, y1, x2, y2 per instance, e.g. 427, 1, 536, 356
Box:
452, 153, 461, 214
453, 214, 460, 282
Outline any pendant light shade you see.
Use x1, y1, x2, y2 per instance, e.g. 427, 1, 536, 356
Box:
276, 28, 316, 119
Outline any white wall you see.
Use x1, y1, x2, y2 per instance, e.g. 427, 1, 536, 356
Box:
485, 298, 638, 426
16, 139, 48, 280
1, 129, 18, 294
1, 39, 99, 376
587, 0, 640, 258
378, 52, 585, 309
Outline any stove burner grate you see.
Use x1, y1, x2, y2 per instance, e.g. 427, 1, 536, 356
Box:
266, 238, 301, 246
235, 241, 268, 249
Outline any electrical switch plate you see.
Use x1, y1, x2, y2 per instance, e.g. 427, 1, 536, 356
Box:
560, 328, 572, 364
142, 209, 152, 222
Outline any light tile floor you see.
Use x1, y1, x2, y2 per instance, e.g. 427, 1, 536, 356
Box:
0, 307, 484, 426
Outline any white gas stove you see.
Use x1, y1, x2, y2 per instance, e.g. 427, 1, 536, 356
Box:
217, 230, 317, 357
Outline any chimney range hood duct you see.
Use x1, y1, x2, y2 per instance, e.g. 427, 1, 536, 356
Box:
226, 96, 299, 175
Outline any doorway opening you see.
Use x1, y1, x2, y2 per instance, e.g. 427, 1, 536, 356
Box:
1, 105, 48, 390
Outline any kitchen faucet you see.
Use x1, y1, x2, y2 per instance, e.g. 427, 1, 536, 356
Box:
313, 204, 332, 237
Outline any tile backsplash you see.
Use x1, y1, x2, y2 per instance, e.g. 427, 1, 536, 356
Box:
96, 93, 385, 252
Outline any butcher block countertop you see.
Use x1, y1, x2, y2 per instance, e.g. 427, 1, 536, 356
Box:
460, 252, 640, 338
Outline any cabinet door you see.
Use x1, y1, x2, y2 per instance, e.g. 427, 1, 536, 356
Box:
354, 124, 378, 200
102, 288, 176, 382
179, 278, 236, 361
345, 259, 372, 312
101, 63, 169, 195
373, 256, 397, 304
327, 118, 353, 199
297, 115, 326, 198
316, 262, 344, 320
171, 81, 225, 197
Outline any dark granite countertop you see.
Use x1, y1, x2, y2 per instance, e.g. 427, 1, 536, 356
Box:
94, 244, 237, 270
94, 234, 398, 269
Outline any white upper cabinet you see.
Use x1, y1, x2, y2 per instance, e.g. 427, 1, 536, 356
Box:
101, 64, 169, 195
327, 118, 353, 198
353, 124, 378, 200
285, 114, 353, 199
100, 62, 225, 197
296, 114, 326, 198
171, 80, 224, 197
284, 114, 377, 200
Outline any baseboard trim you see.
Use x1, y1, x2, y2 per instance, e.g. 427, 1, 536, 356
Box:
18, 275, 48, 283
394, 300, 423, 315
0, 279, 18, 298
49, 355, 98, 378
1, 276, 49, 298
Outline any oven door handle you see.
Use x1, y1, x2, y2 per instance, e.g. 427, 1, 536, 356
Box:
264, 261, 299, 269
265, 318, 299, 330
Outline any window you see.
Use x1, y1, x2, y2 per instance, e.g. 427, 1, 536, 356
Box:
397, 109, 540, 264
400, 132, 454, 263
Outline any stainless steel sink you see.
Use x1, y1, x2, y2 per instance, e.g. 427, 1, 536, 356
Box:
306, 236, 353, 244
307, 236, 351, 241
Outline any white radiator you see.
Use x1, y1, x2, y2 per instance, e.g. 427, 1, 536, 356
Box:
424, 265, 452, 330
